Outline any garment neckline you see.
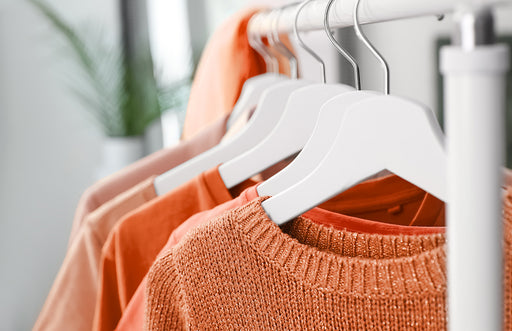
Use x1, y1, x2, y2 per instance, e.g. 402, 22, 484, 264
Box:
233, 198, 447, 297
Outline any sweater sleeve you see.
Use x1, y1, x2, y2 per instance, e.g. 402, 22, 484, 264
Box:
145, 250, 187, 331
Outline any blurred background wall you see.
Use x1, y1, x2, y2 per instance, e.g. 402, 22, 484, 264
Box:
0, 1, 119, 329
355, 9, 512, 114
0, 0, 511, 329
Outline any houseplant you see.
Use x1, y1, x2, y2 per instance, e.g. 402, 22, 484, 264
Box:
29, 0, 190, 176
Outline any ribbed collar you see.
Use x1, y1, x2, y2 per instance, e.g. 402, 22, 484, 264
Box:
233, 198, 447, 297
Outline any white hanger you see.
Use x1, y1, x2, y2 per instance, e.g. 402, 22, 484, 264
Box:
258, 0, 378, 196
219, 83, 354, 188
154, 9, 311, 196
226, 14, 288, 130
257, 90, 379, 196
219, 0, 356, 189
226, 75, 288, 130
262, 0, 447, 224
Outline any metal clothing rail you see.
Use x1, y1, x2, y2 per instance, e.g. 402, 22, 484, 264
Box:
248, 1, 511, 331
248, 0, 508, 35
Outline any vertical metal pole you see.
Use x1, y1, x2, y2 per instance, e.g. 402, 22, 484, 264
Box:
442, 8, 509, 331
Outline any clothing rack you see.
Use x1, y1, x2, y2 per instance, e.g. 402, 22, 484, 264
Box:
249, 1, 510, 330
249, 0, 507, 34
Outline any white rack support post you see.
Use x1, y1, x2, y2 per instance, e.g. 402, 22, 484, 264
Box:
441, 9, 510, 331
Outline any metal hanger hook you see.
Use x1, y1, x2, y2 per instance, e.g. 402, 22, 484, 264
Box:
248, 14, 278, 73
295, 0, 326, 83
269, 8, 298, 79
353, 0, 390, 94
324, 0, 361, 90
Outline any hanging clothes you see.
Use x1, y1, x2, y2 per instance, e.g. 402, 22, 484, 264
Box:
34, 114, 229, 331
144, 197, 447, 330
32, 2, 512, 330
114, 174, 444, 331
143, 194, 512, 330
36, 6, 299, 330
92, 167, 257, 331
67, 114, 230, 247
33, 177, 155, 331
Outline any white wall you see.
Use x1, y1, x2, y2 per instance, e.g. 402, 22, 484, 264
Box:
0, 1, 119, 329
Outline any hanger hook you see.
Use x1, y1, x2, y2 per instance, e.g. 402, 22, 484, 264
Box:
294, 0, 326, 83
353, 0, 389, 94
324, 0, 361, 90
269, 8, 298, 79
248, 14, 278, 73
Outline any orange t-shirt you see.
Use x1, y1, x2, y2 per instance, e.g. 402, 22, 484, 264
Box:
92, 167, 257, 331
69, 114, 229, 246
33, 177, 156, 331
181, 6, 294, 140
115, 175, 445, 331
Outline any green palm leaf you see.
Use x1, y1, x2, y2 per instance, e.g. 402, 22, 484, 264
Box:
28, 0, 190, 137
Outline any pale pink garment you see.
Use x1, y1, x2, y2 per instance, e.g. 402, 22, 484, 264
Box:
34, 177, 156, 331
68, 114, 229, 247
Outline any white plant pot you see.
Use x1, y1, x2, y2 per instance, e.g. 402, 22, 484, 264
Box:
96, 136, 145, 180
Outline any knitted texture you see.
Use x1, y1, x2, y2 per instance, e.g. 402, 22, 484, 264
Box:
146, 197, 479, 330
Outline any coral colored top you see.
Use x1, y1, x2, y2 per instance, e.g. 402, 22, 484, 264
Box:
68, 114, 229, 247
33, 177, 157, 331
116, 175, 445, 330
144, 194, 512, 330
91, 167, 257, 331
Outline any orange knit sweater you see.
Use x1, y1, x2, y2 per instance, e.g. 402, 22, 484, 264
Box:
145, 197, 512, 330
